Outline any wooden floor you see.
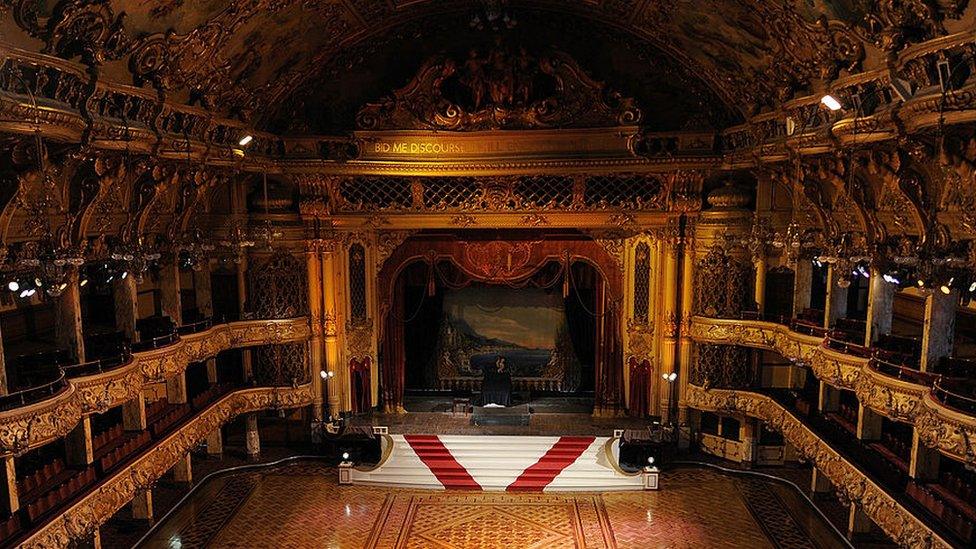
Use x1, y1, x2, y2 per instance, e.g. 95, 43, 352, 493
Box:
138, 461, 847, 548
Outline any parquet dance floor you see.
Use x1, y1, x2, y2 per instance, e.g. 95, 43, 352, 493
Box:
144, 461, 842, 548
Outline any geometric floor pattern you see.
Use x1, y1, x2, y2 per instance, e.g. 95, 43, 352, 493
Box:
147, 462, 841, 548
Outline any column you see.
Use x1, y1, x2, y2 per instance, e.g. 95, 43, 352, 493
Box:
793, 259, 813, 316
76, 530, 101, 549
818, 381, 839, 413
158, 258, 182, 326
754, 255, 767, 314
193, 262, 214, 318
920, 289, 957, 372
55, 269, 86, 363
739, 418, 757, 463
114, 274, 139, 342
122, 396, 147, 431
206, 427, 223, 455
236, 259, 253, 381
64, 417, 94, 467
823, 264, 848, 328
172, 453, 192, 483
856, 403, 883, 441
864, 266, 894, 346
0, 457, 18, 516
660, 239, 679, 421
810, 468, 832, 495
909, 429, 940, 481
166, 372, 188, 404
195, 262, 218, 384
677, 238, 695, 434
245, 413, 260, 457
847, 505, 874, 539
130, 489, 153, 521
322, 250, 342, 414
0, 324, 7, 395
307, 245, 324, 421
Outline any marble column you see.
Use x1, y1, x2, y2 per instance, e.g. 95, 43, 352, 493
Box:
307, 245, 325, 421
856, 403, 882, 441
660, 240, 679, 421
864, 266, 894, 346
920, 289, 957, 372
55, 269, 86, 363
0, 457, 18, 516
245, 413, 261, 457
322, 250, 342, 414
131, 489, 153, 521
677, 238, 695, 431
172, 453, 192, 484
113, 274, 139, 342
792, 259, 813, 316
158, 259, 182, 326
122, 396, 147, 431
823, 264, 849, 328
64, 416, 94, 467
206, 427, 223, 455
909, 429, 940, 481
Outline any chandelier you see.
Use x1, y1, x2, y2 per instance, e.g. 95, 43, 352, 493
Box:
218, 221, 256, 264
177, 229, 216, 271
110, 237, 161, 284
723, 213, 773, 261
815, 232, 871, 288
15, 238, 85, 297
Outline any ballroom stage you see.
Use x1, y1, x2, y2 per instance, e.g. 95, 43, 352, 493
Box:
137, 459, 848, 548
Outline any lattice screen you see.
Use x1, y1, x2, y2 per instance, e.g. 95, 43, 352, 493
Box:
691, 344, 752, 389
515, 175, 575, 208
693, 247, 751, 318
423, 177, 481, 210
254, 343, 309, 386
349, 243, 368, 321
583, 174, 664, 209
339, 176, 413, 210
633, 242, 651, 324
249, 251, 309, 319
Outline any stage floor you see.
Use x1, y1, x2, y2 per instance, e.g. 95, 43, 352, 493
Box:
349, 395, 652, 436
138, 460, 845, 548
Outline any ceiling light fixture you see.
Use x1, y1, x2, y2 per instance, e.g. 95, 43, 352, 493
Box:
238, 134, 253, 147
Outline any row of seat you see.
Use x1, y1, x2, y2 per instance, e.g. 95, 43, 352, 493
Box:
906, 481, 975, 544
16, 459, 66, 502
24, 467, 95, 523
191, 383, 228, 410
149, 405, 191, 439
941, 471, 976, 507
0, 514, 21, 545
92, 424, 124, 455
879, 431, 911, 463
98, 431, 150, 474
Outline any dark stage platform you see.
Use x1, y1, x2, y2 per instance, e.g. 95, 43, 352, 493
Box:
471, 404, 531, 426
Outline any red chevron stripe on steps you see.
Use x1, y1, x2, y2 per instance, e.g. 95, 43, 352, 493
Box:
403, 435, 481, 490
506, 436, 596, 492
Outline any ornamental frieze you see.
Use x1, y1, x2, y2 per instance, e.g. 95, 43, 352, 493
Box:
686, 385, 952, 548
19, 384, 315, 549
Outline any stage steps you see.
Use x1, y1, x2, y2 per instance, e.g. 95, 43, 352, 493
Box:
348, 434, 645, 492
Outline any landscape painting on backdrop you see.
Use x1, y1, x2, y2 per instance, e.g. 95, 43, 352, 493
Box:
430, 286, 582, 393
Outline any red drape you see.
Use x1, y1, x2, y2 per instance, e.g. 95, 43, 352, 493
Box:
350, 357, 372, 413
628, 357, 651, 418
594, 277, 624, 415
381, 276, 406, 412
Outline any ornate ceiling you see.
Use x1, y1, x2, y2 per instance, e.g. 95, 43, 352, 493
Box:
3, 0, 973, 133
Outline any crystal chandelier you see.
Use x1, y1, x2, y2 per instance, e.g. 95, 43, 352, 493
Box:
178, 229, 216, 271
16, 239, 85, 297
110, 237, 161, 284
218, 221, 256, 264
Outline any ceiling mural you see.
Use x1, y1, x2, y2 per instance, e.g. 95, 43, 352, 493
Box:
1, 0, 972, 131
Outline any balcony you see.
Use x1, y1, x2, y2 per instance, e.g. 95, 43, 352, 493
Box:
0, 317, 310, 455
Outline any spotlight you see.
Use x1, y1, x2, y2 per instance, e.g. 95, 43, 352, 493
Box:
820, 94, 843, 111
19, 289, 30, 298
34, 277, 43, 287
106, 275, 114, 283
58, 282, 67, 291
856, 264, 869, 278
238, 135, 253, 146
7, 281, 18, 292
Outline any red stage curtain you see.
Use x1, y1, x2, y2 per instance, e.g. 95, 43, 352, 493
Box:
381, 276, 406, 412
628, 357, 651, 418
594, 277, 624, 414
350, 357, 372, 413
